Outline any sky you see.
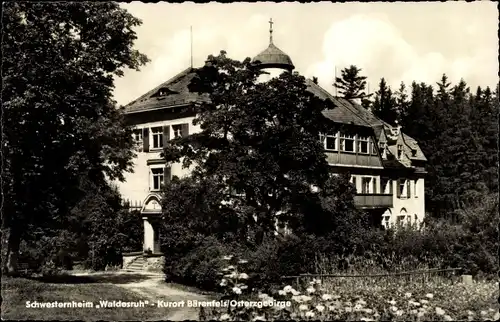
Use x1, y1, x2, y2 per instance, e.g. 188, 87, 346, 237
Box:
113, 2, 498, 106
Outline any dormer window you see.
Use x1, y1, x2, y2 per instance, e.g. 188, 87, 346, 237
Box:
411, 149, 417, 157
397, 144, 403, 159
154, 87, 177, 98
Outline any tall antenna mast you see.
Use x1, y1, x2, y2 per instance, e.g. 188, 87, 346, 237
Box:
190, 26, 193, 68
269, 18, 274, 44
334, 65, 337, 97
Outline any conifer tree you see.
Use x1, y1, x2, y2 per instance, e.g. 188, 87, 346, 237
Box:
372, 78, 398, 124
394, 82, 409, 123
333, 65, 372, 103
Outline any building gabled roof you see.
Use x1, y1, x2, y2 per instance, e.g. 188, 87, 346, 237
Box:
122, 68, 427, 164
402, 133, 427, 161
123, 67, 209, 113
304, 78, 427, 164
305, 79, 372, 127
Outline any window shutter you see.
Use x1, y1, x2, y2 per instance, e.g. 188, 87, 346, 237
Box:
143, 128, 149, 152
181, 123, 189, 137
163, 166, 171, 184
162, 125, 170, 147
372, 177, 377, 194
407, 180, 411, 198
352, 176, 357, 193
396, 179, 401, 198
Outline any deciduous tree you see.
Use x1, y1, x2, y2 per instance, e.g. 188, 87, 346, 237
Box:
2, 2, 148, 274
163, 51, 360, 240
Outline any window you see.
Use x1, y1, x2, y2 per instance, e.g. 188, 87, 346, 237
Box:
340, 134, 355, 152
371, 141, 377, 155
380, 177, 390, 194
151, 127, 163, 149
397, 215, 405, 226
151, 168, 164, 191
380, 143, 387, 159
351, 176, 358, 193
132, 129, 142, 142
326, 136, 337, 150
172, 125, 182, 139
132, 129, 143, 143
414, 179, 419, 198
399, 179, 406, 198
358, 136, 369, 154
325, 135, 337, 150
397, 144, 403, 159
361, 177, 371, 194
383, 216, 391, 229
372, 177, 377, 194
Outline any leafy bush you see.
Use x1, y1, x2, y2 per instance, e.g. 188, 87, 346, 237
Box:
13, 182, 144, 273
165, 237, 237, 290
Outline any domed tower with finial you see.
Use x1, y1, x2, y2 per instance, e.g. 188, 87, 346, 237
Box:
252, 18, 295, 83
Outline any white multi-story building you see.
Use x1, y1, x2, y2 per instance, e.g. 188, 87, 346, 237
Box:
115, 22, 427, 260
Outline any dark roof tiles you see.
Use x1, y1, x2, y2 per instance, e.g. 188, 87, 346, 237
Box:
124, 68, 208, 113
251, 43, 295, 71
122, 68, 427, 165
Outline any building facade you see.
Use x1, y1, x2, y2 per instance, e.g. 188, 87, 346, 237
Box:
115, 22, 427, 257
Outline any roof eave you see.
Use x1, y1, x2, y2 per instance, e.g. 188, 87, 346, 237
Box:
124, 102, 195, 115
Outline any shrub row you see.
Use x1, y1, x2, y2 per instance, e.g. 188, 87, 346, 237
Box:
161, 205, 498, 292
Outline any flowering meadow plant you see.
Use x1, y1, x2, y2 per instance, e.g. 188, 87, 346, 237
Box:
200, 255, 500, 321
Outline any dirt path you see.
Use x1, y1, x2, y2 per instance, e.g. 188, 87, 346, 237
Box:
72, 271, 210, 321
119, 273, 210, 321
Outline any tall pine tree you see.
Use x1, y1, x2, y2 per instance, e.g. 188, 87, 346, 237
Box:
333, 65, 372, 103
394, 82, 409, 123
371, 78, 398, 125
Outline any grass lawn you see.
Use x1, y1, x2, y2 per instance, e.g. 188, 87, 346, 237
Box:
1, 276, 170, 321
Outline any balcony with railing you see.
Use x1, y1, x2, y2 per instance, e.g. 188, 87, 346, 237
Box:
354, 194, 393, 209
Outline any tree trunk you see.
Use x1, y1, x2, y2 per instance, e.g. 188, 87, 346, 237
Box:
5, 228, 20, 275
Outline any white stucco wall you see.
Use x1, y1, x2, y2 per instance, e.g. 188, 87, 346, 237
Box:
113, 110, 425, 232
383, 177, 425, 228
114, 116, 201, 206
350, 174, 425, 228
